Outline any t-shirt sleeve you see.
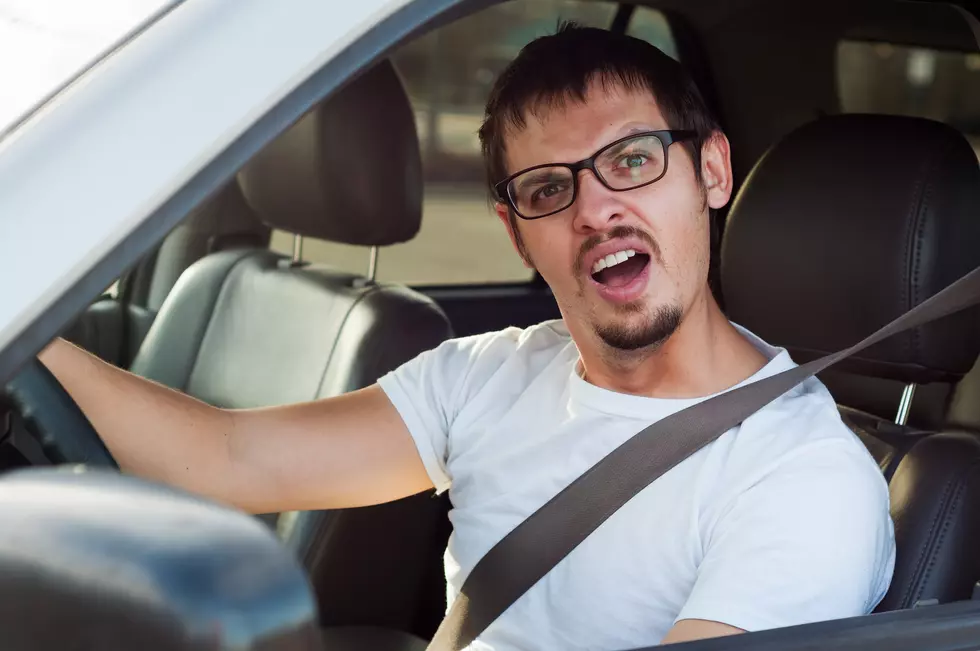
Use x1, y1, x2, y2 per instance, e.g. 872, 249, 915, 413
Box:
377, 331, 519, 493
675, 440, 896, 633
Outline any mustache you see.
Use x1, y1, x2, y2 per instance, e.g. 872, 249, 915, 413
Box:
573, 225, 661, 277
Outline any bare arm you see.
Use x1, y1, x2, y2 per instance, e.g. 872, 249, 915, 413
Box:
661, 620, 743, 645
38, 338, 434, 513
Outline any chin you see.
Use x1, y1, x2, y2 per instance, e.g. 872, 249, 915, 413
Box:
593, 303, 683, 352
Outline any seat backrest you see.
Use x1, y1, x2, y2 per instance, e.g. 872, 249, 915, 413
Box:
721, 114, 980, 610
132, 250, 450, 404
129, 60, 452, 638
62, 180, 269, 368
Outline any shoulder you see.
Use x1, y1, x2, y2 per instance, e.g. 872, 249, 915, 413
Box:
376, 320, 577, 488
468, 318, 572, 352
426, 318, 573, 374
724, 324, 875, 471
703, 379, 889, 550
706, 328, 886, 504
380, 319, 574, 417
747, 361, 869, 456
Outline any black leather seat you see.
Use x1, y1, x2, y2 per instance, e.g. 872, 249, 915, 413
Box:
128, 60, 452, 639
721, 114, 980, 610
64, 181, 270, 369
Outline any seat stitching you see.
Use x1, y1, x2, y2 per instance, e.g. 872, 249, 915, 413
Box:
898, 455, 980, 607
905, 137, 955, 366
898, 470, 956, 606
903, 142, 938, 364
298, 282, 385, 570
311, 282, 384, 400
900, 167, 921, 361
910, 174, 929, 362
915, 478, 969, 600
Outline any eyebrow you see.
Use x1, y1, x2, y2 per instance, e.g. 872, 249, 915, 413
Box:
621, 126, 654, 138
516, 169, 568, 190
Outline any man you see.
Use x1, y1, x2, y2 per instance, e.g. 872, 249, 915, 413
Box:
40, 24, 894, 650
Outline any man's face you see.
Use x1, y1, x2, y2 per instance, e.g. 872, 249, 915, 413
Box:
495, 82, 733, 355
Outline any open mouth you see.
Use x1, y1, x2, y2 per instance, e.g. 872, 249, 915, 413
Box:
590, 249, 651, 287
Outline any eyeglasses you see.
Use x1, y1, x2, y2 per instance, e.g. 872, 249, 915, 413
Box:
494, 129, 697, 220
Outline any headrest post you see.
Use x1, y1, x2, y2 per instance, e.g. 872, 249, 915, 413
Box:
367, 246, 378, 283
895, 382, 917, 426
292, 234, 304, 265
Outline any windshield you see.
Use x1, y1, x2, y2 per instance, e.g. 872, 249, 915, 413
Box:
0, 0, 175, 134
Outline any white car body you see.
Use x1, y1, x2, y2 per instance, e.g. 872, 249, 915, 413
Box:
0, 0, 446, 380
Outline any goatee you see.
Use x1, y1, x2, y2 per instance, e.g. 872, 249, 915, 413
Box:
595, 303, 683, 351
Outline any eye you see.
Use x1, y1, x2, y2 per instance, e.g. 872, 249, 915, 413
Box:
531, 182, 568, 203
617, 152, 650, 169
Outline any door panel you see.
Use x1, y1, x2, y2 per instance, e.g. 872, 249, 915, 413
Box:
632, 600, 980, 651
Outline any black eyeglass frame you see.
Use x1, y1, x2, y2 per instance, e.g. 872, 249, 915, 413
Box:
493, 129, 698, 220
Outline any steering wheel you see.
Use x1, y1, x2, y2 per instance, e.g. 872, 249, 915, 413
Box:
2, 358, 117, 468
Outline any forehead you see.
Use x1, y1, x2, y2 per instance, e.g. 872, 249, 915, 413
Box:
503, 83, 669, 174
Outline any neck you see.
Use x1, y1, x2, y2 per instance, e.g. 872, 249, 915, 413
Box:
576, 290, 768, 399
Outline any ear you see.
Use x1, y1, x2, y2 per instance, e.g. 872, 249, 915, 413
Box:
495, 202, 534, 268
699, 131, 734, 210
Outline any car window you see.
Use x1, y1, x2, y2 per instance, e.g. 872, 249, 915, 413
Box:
270, 1, 678, 286
837, 40, 980, 156
625, 6, 678, 60
0, 0, 173, 135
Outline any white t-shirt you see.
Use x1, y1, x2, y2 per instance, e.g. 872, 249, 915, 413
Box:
378, 320, 895, 651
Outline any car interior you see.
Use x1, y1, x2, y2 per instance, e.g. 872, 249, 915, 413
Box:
5, 0, 980, 648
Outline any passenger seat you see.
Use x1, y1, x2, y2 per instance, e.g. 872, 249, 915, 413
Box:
62, 180, 270, 368
127, 60, 452, 639
721, 114, 980, 609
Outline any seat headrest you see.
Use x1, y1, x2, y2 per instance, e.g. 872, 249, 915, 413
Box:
721, 114, 980, 384
237, 59, 422, 246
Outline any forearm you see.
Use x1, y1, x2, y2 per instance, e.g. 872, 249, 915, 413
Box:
37, 339, 433, 514
661, 620, 743, 645
38, 338, 235, 498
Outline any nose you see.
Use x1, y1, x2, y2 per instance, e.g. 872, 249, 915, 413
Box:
570, 169, 626, 234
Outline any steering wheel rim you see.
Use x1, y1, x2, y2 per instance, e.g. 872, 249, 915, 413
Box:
4, 358, 117, 468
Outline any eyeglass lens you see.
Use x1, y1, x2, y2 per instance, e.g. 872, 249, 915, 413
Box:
508, 134, 668, 218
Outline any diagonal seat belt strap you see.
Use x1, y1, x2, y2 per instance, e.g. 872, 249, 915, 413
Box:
427, 265, 980, 651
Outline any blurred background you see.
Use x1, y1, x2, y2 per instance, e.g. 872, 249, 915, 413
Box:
3, 0, 980, 287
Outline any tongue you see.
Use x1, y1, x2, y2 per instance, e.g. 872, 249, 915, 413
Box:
594, 255, 648, 287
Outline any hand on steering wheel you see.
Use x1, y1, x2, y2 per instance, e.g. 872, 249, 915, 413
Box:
2, 358, 117, 468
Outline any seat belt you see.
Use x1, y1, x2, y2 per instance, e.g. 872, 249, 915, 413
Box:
427, 264, 980, 651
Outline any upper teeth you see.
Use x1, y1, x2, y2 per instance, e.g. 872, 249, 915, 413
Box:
592, 249, 637, 274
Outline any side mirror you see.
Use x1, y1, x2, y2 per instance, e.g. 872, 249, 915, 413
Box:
0, 468, 322, 650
